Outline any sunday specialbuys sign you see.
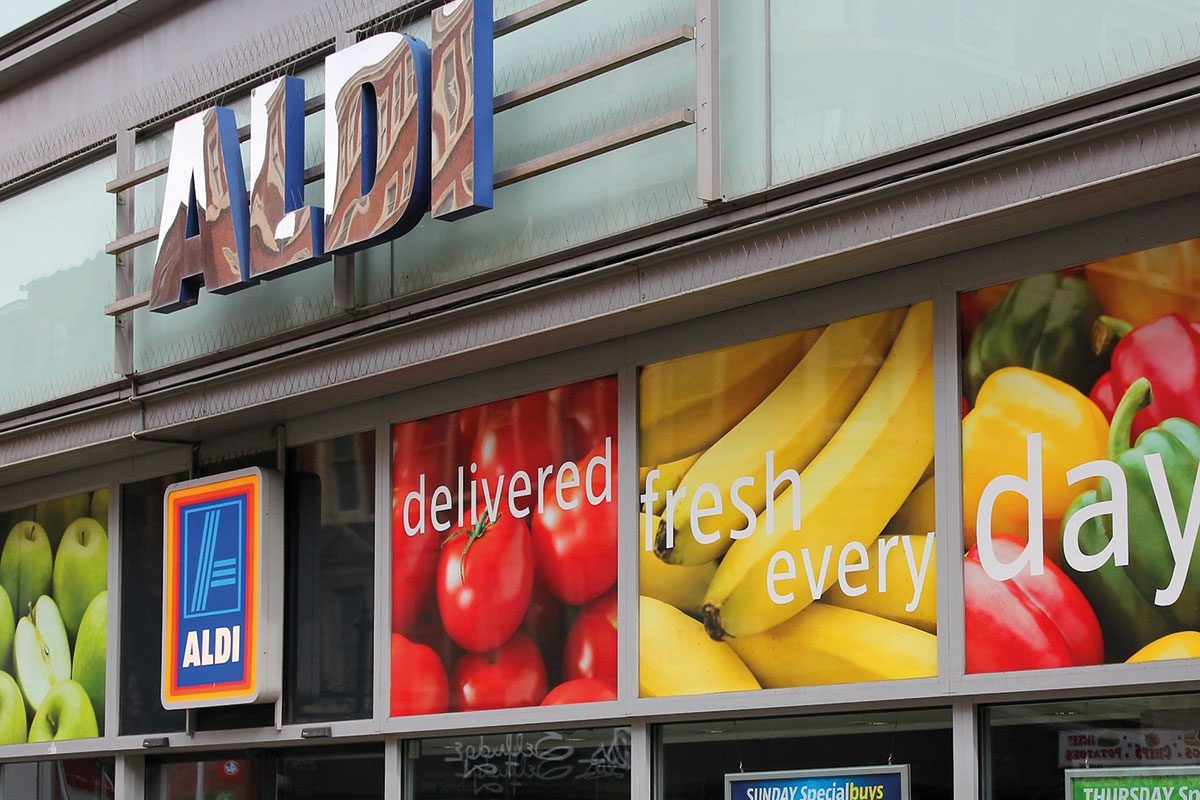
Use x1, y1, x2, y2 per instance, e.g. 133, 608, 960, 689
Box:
1066, 767, 1200, 800
726, 766, 909, 800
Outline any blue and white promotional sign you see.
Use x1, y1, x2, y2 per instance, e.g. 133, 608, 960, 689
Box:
161, 468, 284, 709
727, 766, 910, 800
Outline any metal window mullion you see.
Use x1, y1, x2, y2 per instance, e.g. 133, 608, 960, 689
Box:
953, 699, 980, 800
631, 720, 653, 800
114, 129, 136, 375
695, 0, 721, 202
934, 276, 965, 694
374, 421, 391, 728
385, 737, 402, 800
617, 357, 639, 712
333, 30, 358, 312
114, 753, 145, 800
106, 479, 122, 740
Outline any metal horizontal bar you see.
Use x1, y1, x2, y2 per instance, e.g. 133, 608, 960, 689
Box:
494, 0, 587, 37
105, 94, 326, 195
494, 108, 694, 188
105, 110, 692, 256
105, 158, 168, 194
105, 291, 151, 317
105, 225, 157, 255
494, 26, 694, 113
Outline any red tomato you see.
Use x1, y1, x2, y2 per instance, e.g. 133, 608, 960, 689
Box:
392, 417, 457, 633
531, 442, 617, 604
470, 393, 564, 516
455, 406, 481, 457
390, 633, 449, 716
451, 632, 547, 711
563, 589, 618, 687
521, 581, 567, 676
437, 512, 534, 652
541, 678, 616, 705
564, 377, 617, 460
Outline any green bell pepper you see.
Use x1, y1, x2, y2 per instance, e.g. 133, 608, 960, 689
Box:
1063, 377, 1200, 661
965, 273, 1106, 403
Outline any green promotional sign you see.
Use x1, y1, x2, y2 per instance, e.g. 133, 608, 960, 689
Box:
1068, 769, 1200, 800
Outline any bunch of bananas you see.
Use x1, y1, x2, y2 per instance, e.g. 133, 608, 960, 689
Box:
638, 303, 938, 696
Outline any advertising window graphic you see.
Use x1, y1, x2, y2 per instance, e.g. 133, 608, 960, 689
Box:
0, 490, 108, 742
637, 302, 937, 696
390, 377, 618, 715
961, 237, 1200, 671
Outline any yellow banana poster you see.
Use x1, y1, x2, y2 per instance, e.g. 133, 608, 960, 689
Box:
637, 302, 937, 695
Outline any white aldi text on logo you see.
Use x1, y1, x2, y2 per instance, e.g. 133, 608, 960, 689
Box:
149, 0, 493, 313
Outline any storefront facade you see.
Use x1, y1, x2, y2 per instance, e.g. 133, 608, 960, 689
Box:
4, 1, 1200, 798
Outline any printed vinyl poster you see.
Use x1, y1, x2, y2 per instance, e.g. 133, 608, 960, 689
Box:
962, 237, 1200, 671
0, 491, 108, 742
390, 378, 617, 714
638, 302, 937, 696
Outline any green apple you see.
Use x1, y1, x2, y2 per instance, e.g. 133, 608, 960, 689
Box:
0, 671, 26, 744
14, 595, 70, 715
71, 591, 105, 727
0, 585, 14, 670
34, 495, 89, 550
0, 522, 52, 617
88, 490, 109, 529
52, 518, 107, 641
28, 680, 97, 741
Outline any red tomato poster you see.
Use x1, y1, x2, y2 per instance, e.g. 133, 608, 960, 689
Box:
389, 377, 619, 715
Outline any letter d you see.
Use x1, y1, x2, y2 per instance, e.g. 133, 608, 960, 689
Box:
975, 433, 1045, 580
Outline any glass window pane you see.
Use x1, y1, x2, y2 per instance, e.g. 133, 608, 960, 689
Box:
661, 710, 951, 800
0, 157, 116, 415
146, 748, 384, 800
390, 378, 618, 716
0, 758, 114, 799
0, 492, 109, 743
767, 1, 1200, 190
411, 727, 630, 800
986, 694, 1200, 800
285, 432, 375, 723
119, 474, 187, 736
638, 303, 937, 697
959, 235, 1200, 676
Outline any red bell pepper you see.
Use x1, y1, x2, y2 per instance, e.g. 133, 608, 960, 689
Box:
964, 536, 1103, 673
1091, 313, 1200, 440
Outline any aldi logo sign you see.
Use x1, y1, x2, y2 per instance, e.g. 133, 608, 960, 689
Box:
162, 469, 283, 709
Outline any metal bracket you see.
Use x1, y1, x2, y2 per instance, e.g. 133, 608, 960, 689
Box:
695, 0, 722, 202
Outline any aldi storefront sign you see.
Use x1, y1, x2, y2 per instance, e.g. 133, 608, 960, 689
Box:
150, 0, 492, 313
1066, 767, 1200, 800
161, 468, 284, 709
727, 766, 909, 800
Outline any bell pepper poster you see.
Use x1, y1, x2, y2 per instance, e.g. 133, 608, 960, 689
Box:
638, 302, 937, 696
0, 491, 108, 742
390, 378, 618, 715
962, 237, 1200, 671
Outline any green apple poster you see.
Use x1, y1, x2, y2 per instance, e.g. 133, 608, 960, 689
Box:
0, 490, 107, 742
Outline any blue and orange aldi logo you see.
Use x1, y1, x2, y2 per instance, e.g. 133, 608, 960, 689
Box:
162, 468, 283, 709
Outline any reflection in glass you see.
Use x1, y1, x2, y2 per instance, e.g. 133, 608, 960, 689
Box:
768, 0, 1200, 188
286, 432, 376, 723
0, 157, 116, 415
661, 711, 951, 800
0, 758, 114, 800
412, 727, 631, 800
147, 749, 384, 800
987, 694, 1200, 800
